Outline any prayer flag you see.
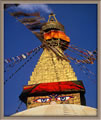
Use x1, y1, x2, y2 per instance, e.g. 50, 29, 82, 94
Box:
87, 50, 93, 56
4, 59, 8, 63
17, 56, 20, 60
26, 52, 30, 56
12, 57, 16, 61
19, 55, 23, 59
10, 11, 40, 17
22, 54, 26, 59
7, 59, 10, 63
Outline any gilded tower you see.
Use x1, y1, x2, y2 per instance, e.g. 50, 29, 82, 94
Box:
19, 13, 86, 110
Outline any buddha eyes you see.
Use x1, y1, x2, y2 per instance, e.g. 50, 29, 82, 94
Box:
56, 96, 72, 101
34, 98, 50, 103
34, 96, 73, 103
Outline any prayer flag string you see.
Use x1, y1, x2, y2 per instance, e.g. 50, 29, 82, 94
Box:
4, 47, 41, 72
78, 64, 96, 82
61, 43, 96, 64
16, 101, 23, 113
4, 46, 41, 85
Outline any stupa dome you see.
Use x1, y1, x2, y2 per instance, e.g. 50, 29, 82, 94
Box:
12, 104, 96, 116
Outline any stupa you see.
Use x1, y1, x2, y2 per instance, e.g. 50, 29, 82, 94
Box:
12, 13, 96, 116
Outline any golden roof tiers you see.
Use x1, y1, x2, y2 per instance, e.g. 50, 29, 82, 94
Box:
28, 47, 77, 85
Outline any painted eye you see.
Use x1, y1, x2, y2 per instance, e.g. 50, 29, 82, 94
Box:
57, 96, 72, 101
35, 98, 50, 103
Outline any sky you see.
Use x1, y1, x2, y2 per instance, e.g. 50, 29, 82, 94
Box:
4, 4, 97, 116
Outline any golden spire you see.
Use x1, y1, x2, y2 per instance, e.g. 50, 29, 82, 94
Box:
28, 13, 77, 85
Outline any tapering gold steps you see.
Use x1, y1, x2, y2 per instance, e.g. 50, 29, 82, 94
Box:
28, 48, 77, 85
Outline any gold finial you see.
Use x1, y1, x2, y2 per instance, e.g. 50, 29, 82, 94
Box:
48, 12, 57, 22
41, 13, 64, 32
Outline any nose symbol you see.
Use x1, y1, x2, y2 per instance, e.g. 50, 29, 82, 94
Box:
50, 101, 57, 105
